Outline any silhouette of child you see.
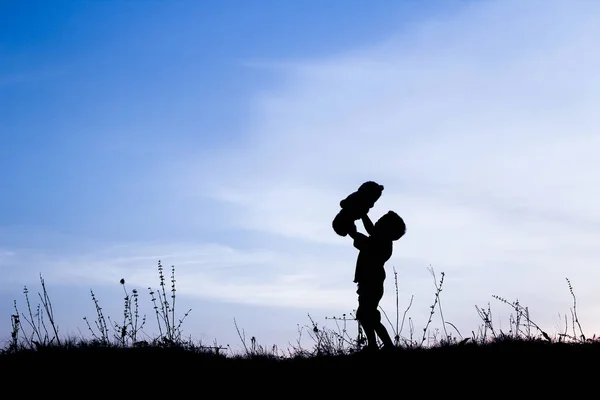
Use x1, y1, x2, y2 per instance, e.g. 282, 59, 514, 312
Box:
332, 181, 384, 237
347, 210, 406, 352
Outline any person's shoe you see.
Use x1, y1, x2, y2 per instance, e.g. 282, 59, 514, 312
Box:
358, 345, 379, 355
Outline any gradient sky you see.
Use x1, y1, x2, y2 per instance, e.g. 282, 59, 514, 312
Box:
2, 0, 600, 352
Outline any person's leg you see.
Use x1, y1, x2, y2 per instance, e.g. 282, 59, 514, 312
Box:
374, 320, 394, 348
356, 285, 379, 350
361, 321, 377, 350
372, 283, 395, 348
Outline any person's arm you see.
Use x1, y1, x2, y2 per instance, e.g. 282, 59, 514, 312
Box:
362, 215, 375, 236
347, 222, 358, 239
349, 230, 369, 251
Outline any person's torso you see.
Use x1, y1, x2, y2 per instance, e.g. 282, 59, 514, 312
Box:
353, 237, 393, 283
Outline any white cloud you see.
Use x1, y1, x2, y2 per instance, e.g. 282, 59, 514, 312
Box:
1, 242, 357, 309
172, 0, 600, 335
4, 0, 600, 344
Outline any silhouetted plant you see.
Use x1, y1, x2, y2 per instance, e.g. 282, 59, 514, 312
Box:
304, 313, 359, 356
233, 317, 280, 358
420, 267, 446, 346
83, 289, 110, 345
566, 277, 586, 341
475, 302, 497, 342
491, 295, 551, 342
8, 274, 62, 350
4, 262, 600, 365
324, 312, 363, 353
9, 310, 19, 352
104, 279, 147, 347
148, 260, 191, 345
379, 266, 407, 347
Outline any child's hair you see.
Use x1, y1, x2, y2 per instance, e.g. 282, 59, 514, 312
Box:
375, 211, 406, 241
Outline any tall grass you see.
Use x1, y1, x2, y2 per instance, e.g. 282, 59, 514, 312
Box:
2, 260, 598, 361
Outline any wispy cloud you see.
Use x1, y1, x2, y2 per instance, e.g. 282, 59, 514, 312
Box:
172, 0, 600, 331
1, 242, 355, 309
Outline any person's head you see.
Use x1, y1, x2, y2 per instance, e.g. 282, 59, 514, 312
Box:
374, 211, 406, 241
358, 181, 384, 193
357, 181, 384, 202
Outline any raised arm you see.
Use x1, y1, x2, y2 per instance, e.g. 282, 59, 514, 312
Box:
361, 215, 375, 236
347, 223, 369, 250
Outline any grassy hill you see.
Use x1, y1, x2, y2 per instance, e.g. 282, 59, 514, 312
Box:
2, 261, 597, 393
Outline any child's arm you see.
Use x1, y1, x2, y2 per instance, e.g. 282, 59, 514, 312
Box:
348, 225, 369, 250
361, 215, 375, 236
347, 222, 358, 239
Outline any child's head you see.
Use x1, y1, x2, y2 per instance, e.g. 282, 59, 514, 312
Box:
357, 181, 384, 201
339, 181, 384, 212
374, 211, 406, 241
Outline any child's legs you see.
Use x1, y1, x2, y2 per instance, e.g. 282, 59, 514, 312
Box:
356, 282, 385, 347
359, 318, 380, 350
374, 321, 393, 347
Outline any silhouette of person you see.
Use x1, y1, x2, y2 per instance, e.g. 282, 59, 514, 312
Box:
332, 181, 384, 237
347, 210, 406, 352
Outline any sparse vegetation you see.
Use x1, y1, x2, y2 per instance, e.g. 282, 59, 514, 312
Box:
2, 260, 600, 378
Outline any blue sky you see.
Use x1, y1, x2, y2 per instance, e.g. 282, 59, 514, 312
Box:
1, 0, 444, 242
2, 0, 600, 351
